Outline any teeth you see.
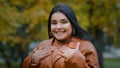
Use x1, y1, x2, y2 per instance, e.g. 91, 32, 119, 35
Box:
57, 32, 63, 33
56, 32, 64, 34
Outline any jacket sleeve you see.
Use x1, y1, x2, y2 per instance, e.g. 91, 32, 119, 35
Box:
64, 49, 86, 68
22, 54, 40, 68
22, 39, 53, 68
22, 46, 41, 68
84, 42, 100, 68
64, 41, 100, 68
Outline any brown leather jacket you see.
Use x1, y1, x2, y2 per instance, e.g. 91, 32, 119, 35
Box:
23, 37, 99, 68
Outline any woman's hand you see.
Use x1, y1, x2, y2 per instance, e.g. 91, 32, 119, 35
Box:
58, 42, 80, 59
32, 46, 54, 63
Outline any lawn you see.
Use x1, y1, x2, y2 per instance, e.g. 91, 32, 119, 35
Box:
104, 58, 120, 68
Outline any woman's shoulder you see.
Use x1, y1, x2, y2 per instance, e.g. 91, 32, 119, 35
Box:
74, 37, 92, 44
78, 38, 96, 52
36, 38, 54, 49
74, 37, 95, 49
80, 40, 93, 46
40, 38, 53, 44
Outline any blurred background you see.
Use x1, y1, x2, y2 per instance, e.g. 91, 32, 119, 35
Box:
0, 0, 120, 68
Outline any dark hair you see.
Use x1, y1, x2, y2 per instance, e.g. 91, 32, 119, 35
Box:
48, 3, 94, 44
48, 3, 100, 67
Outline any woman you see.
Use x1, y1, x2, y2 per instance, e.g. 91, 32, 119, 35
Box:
23, 3, 100, 68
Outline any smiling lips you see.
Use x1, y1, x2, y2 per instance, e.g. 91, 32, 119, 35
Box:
55, 31, 66, 35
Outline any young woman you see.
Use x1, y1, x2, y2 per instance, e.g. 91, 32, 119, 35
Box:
23, 3, 100, 68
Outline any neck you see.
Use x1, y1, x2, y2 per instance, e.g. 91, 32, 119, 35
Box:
55, 37, 72, 45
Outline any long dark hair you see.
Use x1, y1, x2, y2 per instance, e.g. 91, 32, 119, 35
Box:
48, 3, 94, 44
47, 3, 100, 67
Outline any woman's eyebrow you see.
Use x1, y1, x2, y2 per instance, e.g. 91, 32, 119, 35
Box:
51, 19, 56, 21
61, 18, 68, 21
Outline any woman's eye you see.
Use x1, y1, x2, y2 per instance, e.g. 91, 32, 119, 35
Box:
62, 21, 68, 24
51, 22, 57, 25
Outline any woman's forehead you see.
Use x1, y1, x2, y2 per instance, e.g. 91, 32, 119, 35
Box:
51, 12, 68, 20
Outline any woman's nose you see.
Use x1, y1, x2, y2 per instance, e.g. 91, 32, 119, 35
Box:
56, 23, 62, 29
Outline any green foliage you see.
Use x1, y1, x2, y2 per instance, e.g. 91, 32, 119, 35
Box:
0, 0, 120, 67
0, 0, 120, 54
0, 0, 52, 45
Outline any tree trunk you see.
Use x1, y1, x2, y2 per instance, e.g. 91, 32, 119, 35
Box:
94, 26, 105, 68
5, 58, 12, 68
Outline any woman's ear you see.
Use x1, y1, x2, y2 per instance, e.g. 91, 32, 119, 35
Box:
50, 32, 53, 37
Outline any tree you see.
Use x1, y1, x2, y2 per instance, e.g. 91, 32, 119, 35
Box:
0, 0, 120, 68
0, 0, 53, 67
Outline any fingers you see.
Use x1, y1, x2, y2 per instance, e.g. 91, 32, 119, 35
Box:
33, 46, 54, 57
46, 46, 55, 51
42, 51, 52, 57
32, 47, 54, 61
58, 51, 67, 59
32, 51, 52, 62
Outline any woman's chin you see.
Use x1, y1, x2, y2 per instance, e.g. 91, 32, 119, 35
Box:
54, 36, 65, 41
55, 38, 64, 41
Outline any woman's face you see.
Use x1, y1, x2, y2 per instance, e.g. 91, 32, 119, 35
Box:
51, 12, 73, 41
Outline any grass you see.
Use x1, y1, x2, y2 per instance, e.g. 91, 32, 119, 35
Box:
104, 58, 120, 68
